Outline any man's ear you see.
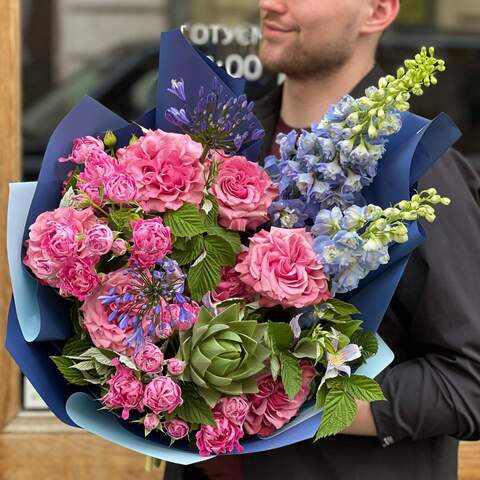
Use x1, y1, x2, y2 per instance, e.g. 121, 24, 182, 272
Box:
361, 0, 400, 35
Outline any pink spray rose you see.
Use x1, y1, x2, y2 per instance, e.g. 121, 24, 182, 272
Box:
215, 396, 250, 426
58, 256, 100, 300
81, 269, 153, 355
59, 136, 104, 165
134, 342, 164, 374
111, 238, 128, 256
166, 358, 186, 376
143, 376, 183, 414
104, 172, 137, 203
244, 360, 316, 437
164, 419, 190, 440
86, 223, 113, 256
210, 154, 278, 231
195, 411, 244, 457
211, 250, 256, 303
130, 218, 172, 268
101, 358, 144, 420
235, 227, 331, 308
23, 207, 99, 288
77, 151, 117, 204
143, 413, 160, 432
80, 150, 117, 182
117, 129, 205, 213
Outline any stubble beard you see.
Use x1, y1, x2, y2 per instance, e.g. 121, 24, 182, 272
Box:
259, 25, 357, 79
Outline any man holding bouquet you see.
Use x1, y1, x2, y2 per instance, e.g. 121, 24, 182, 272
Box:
168, 1, 480, 479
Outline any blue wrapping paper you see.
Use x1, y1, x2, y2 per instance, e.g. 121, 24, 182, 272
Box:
6, 29, 461, 462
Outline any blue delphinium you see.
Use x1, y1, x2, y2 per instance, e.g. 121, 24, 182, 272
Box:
265, 48, 446, 216
165, 77, 264, 155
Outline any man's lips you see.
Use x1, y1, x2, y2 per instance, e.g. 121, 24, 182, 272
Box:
262, 21, 296, 35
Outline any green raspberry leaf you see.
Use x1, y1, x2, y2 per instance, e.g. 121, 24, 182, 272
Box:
205, 234, 236, 267
187, 250, 221, 301
164, 203, 207, 237
206, 225, 242, 254
267, 321, 294, 352
173, 383, 216, 426
315, 389, 357, 440
171, 236, 204, 266
345, 375, 386, 402
279, 351, 302, 401
50, 356, 90, 386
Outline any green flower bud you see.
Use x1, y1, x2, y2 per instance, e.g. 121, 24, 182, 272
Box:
103, 130, 117, 149
129, 134, 139, 145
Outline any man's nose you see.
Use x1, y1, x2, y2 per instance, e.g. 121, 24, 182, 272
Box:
258, 0, 288, 15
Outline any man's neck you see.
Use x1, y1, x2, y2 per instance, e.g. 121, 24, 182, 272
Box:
280, 57, 375, 129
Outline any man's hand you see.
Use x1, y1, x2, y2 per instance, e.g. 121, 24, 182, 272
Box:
341, 400, 378, 437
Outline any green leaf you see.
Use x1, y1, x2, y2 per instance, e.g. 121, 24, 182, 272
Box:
109, 209, 139, 235
206, 225, 242, 254
345, 375, 386, 402
293, 338, 320, 360
279, 352, 302, 401
173, 383, 216, 426
205, 234, 236, 266
82, 348, 115, 366
315, 385, 328, 409
70, 360, 96, 371
315, 389, 357, 440
62, 336, 92, 357
325, 299, 360, 316
171, 236, 204, 266
164, 203, 207, 237
202, 193, 219, 226
267, 321, 294, 352
270, 354, 280, 380
187, 250, 221, 301
50, 356, 90, 386
351, 330, 378, 359
332, 320, 363, 338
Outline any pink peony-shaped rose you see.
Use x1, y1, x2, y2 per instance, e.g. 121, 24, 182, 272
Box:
195, 411, 244, 457
164, 419, 190, 440
143, 376, 183, 414
166, 358, 186, 376
81, 269, 153, 355
130, 218, 172, 268
117, 129, 205, 213
101, 358, 144, 420
215, 396, 250, 426
143, 413, 160, 432
104, 172, 137, 203
59, 136, 104, 165
134, 342, 164, 374
244, 360, 316, 437
58, 256, 100, 300
235, 227, 331, 308
23, 207, 99, 288
210, 154, 278, 231
211, 250, 256, 303
86, 223, 113, 256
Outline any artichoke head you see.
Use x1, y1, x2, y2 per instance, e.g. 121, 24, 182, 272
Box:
178, 303, 269, 407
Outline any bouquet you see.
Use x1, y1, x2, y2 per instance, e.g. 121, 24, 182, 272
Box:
6, 30, 461, 464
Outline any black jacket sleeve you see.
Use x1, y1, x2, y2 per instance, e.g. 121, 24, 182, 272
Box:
371, 149, 480, 445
